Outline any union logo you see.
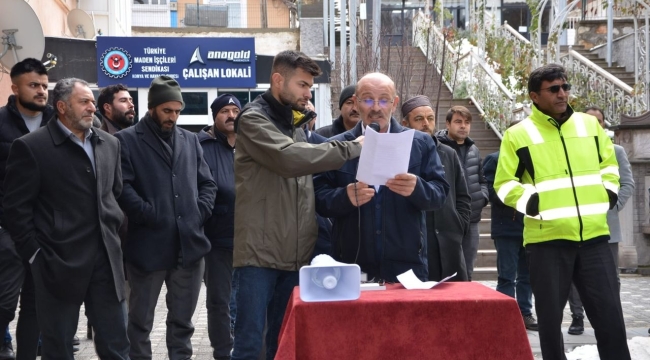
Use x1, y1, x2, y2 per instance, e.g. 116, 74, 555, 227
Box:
100, 47, 132, 78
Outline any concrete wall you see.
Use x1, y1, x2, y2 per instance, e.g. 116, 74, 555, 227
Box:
132, 27, 299, 55
576, 19, 635, 50
299, 18, 324, 57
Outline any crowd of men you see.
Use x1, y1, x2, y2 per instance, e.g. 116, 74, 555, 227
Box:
0, 50, 634, 360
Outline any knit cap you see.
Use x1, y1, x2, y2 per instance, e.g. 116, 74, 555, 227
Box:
148, 76, 185, 110
210, 94, 241, 119
339, 85, 357, 110
401, 95, 432, 118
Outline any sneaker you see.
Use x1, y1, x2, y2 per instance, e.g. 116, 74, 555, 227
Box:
0, 342, 15, 360
523, 314, 539, 331
568, 315, 584, 335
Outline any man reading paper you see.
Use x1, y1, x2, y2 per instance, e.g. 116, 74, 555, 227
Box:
313, 72, 449, 282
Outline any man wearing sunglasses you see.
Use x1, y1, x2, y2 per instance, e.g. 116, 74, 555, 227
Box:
314, 73, 450, 283
494, 64, 630, 360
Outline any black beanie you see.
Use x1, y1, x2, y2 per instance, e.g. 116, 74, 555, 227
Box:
339, 85, 356, 110
148, 76, 185, 110
210, 94, 242, 119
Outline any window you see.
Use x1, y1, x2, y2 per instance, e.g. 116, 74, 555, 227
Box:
181, 92, 209, 116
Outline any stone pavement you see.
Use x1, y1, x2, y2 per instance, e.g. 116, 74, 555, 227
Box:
7, 275, 650, 359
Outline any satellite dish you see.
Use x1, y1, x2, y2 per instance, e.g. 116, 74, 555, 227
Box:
67, 9, 95, 39
0, 0, 45, 71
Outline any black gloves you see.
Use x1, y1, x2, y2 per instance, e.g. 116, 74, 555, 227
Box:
526, 193, 540, 217
607, 190, 618, 210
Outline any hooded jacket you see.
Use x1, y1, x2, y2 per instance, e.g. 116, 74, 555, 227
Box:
0, 95, 55, 224
436, 129, 488, 223
233, 91, 361, 270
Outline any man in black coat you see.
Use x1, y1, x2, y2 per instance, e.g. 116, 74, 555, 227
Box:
115, 76, 217, 360
3, 78, 129, 359
314, 85, 359, 138
436, 106, 489, 280
401, 96, 471, 281
198, 93, 240, 360
0, 58, 54, 360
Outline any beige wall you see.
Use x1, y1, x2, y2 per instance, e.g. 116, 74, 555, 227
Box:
132, 27, 299, 55
0, 0, 73, 105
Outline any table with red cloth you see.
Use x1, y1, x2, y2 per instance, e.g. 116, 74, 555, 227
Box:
276, 281, 534, 360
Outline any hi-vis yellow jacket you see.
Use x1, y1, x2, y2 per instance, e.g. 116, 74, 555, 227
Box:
494, 105, 619, 246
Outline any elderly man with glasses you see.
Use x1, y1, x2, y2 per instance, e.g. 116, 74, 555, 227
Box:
313, 72, 449, 283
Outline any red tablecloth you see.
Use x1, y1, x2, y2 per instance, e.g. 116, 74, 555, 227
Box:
276, 282, 534, 360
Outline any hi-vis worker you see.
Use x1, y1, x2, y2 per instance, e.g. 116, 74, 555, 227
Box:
494, 64, 630, 360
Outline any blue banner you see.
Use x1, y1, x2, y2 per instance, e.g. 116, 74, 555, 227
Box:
96, 36, 256, 88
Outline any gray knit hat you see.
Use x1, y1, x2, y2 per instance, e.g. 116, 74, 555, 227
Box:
148, 76, 185, 110
339, 85, 357, 110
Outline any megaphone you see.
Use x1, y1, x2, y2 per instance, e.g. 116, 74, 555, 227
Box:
299, 255, 361, 302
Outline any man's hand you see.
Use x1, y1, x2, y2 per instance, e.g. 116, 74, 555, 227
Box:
354, 135, 364, 146
386, 173, 417, 197
347, 181, 375, 207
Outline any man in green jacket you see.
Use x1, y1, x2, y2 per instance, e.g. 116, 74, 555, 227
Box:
494, 64, 630, 360
232, 50, 363, 360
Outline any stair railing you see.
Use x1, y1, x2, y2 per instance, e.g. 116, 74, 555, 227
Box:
561, 50, 644, 125
413, 11, 516, 136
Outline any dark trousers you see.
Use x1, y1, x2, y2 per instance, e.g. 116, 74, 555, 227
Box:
32, 245, 129, 360
568, 242, 620, 317
461, 222, 480, 280
527, 240, 630, 360
494, 237, 533, 316
126, 259, 204, 360
231, 267, 298, 360
204, 247, 234, 359
0, 228, 23, 334
15, 262, 39, 360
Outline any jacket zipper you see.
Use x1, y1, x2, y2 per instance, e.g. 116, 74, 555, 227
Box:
550, 119, 584, 241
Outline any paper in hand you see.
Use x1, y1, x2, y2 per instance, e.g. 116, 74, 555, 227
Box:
355, 126, 415, 186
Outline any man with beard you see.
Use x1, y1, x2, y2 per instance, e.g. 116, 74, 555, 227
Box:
313, 73, 449, 283
232, 50, 363, 360
198, 93, 240, 360
3, 78, 130, 359
0, 58, 54, 360
114, 76, 217, 360
315, 84, 359, 138
400, 95, 471, 282
97, 84, 136, 134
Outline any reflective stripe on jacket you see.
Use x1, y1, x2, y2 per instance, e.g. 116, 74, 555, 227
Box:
494, 105, 619, 246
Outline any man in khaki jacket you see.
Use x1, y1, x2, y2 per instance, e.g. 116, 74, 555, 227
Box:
232, 50, 363, 360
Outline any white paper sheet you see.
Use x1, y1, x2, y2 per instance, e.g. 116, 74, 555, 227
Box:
396, 270, 458, 290
355, 127, 415, 186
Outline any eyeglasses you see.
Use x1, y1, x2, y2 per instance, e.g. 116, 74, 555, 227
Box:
358, 98, 394, 108
539, 83, 572, 93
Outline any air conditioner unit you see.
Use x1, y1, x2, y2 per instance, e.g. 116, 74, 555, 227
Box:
170, 2, 178, 11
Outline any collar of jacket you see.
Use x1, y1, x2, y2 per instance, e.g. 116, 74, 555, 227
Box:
435, 129, 475, 148
198, 125, 232, 148
349, 117, 404, 136
529, 103, 576, 128
49, 116, 102, 146
332, 115, 348, 133
261, 90, 295, 130
5, 94, 56, 128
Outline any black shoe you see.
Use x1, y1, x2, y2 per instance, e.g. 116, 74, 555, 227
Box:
568, 315, 584, 335
72, 335, 80, 346
523, 314, 539, 331
73, 346, 79, 353
36, 344, 41, 357
0, 342, 15, 360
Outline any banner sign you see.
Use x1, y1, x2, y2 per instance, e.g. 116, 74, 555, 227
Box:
96, 36, 256, 88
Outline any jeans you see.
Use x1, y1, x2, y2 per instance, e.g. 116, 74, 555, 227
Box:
494, 238, 533, 316
231, 267, 298, 360
230, 269, 239, 333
